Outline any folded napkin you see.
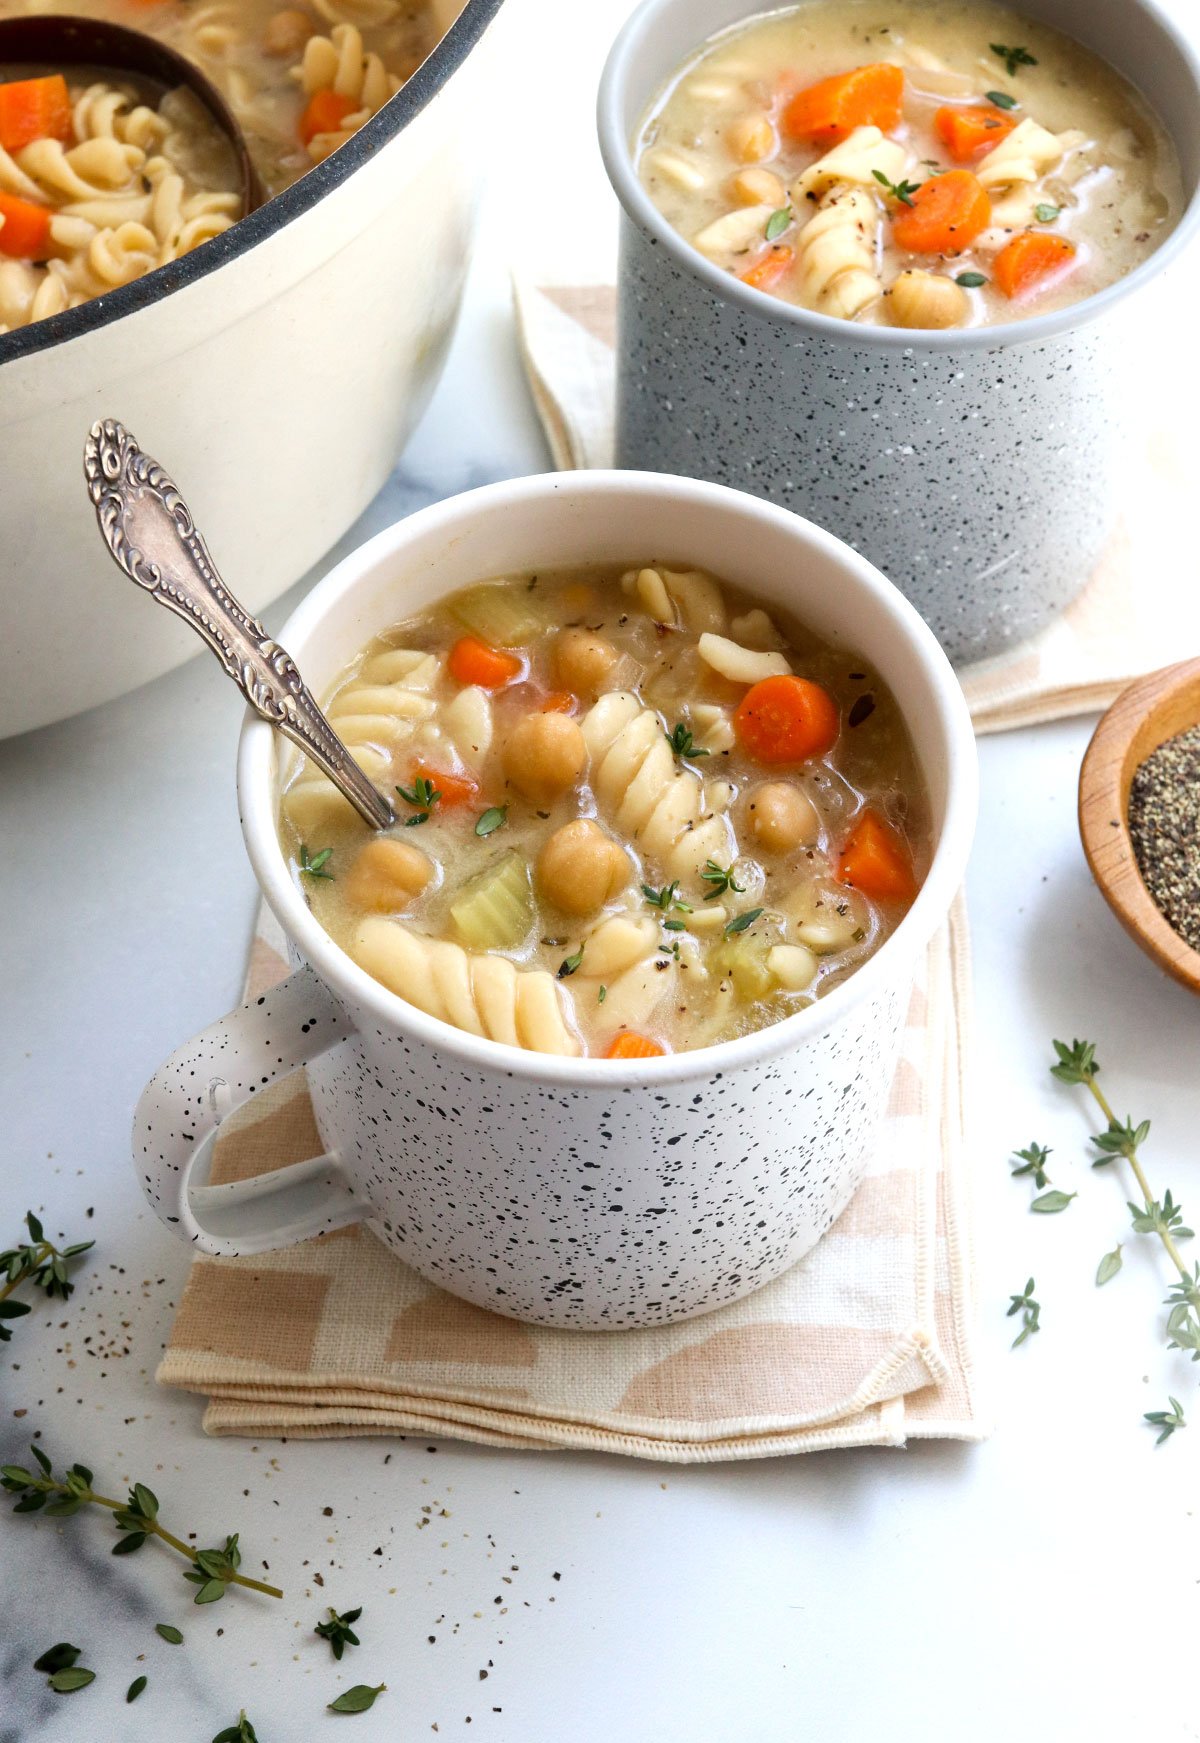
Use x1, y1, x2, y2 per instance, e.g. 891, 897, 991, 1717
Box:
512, 276, 1196, 732
157, 894, 981, 1459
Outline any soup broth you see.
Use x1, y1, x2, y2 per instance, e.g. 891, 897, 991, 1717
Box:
636, 0, 1184, 328
278, 563, 930, 1059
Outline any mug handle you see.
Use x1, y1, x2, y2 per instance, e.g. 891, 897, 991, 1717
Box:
134, 962, 367, 1257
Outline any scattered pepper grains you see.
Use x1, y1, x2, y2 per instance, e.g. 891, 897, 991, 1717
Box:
1128, 723, 1200, 952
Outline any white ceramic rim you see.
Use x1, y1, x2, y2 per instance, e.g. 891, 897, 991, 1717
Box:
596, 0, 1200, 352
238, 471, 978, 1085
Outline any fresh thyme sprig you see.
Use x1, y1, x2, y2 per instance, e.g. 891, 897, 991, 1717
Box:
1009, 1142, 1052, 1189
1144, 1396, 1186, 1446
1051, 1038, 1200, 1362
395, 776, 440, 826
213, 1713, 259, 1743
1, 1447, 283, 1602
299, 844, 334, 881
1006, 1277, 1041, 1348
0, 1212, 93, 1342
315, 1605, 362, 1661
872, 169, 922, 207
665, 722, 709, 760
990, 41, 1037, 75
700, 860, 745, 902
642, 881, 692, 918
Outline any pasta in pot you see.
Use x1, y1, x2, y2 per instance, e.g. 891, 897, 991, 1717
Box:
636, 0, 1183, 328
278, 563, 931, 1059
0, 0, 439, 325
0, 77, 240, 330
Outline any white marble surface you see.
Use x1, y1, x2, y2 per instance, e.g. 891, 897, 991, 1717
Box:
3, 1, 1200, 1739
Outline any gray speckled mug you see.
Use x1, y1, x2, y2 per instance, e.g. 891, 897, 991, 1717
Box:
134, 473, 975, 1330
598, 0, 1200, 664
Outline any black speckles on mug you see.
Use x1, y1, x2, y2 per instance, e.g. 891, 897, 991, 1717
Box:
614, 216, 1115, 665
138, 951, 908, 1329
302, 980, 905, 1330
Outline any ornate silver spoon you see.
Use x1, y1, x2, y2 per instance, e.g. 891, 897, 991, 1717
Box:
84, 419, 394, 831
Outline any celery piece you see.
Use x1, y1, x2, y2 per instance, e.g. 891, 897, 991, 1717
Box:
450, 851, 533, 951
452, 584, 544, 649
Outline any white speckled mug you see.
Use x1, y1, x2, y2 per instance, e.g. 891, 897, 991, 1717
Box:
134, 473, 975, 1329
598, 0, 1200, 664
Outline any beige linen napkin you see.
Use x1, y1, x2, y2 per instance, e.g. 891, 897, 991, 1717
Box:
512, 277, 1197, 732
157, 893, 981, 1459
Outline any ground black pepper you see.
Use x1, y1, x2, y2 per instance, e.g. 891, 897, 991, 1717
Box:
1128, 723, 1200, 952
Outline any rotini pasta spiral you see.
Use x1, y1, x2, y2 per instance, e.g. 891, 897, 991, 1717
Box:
283, 649, 440, 833
351, 919, 581, 1055
976, 118, 1068, 192
293, 22, 402, 161
795, 184, 881, 321
791, 125, 908, 203
581, 692, 734, 886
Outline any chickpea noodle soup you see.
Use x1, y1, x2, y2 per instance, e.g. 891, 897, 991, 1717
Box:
0, 0, 438, 327
636, 0, 1183, 328
278, 565, 929, 1059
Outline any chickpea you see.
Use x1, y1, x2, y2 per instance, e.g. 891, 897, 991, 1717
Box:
726, 112, 774, 164
552, 627, 618, 695
503, 710, 587, 803
746, 781, 820, 854
730, 166, 786, 208
886, 270, 970, 331
262, 9, 315, 56
537, 820, 631, 916
343, 837, 433, 913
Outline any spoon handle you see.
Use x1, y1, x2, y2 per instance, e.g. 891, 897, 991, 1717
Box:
84, 419, 394, 832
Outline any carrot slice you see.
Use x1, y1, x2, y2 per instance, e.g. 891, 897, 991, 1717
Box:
0, 192, 52, 260
298, 87, 355, 146
734, 675, 839, 765
0, 74, 72, 153
604, 1033, 667, 1060
892, 170, 991, 254
738, 244, 794, 292
539, 691, 577, 714
993, 231, 1077, 299
781, 62, 904, 145
447, 635, 523, 690
933, 104, 1016, 162
409, 763, 477, 807
837, 810, 917, 903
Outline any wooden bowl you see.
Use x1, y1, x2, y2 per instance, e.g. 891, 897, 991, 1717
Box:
1079, 658, 1200, 995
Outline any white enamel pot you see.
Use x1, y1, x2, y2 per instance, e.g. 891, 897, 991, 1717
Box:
0, 0, 504, 739
599, 0, 1200, 666
134, 471, 977, 1330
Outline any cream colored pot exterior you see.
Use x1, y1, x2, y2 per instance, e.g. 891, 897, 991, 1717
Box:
0, 0, 503, 739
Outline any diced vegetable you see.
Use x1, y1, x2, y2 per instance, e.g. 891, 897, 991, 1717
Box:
992, 231, 1077, 298
450, 851, 534, 951
837, 810, 917, 903
452, 582, 545, 648
933, 104, 1017, 161
781, 62, 904, 145
538, 691, 577, 713
298, 88, 355, 147
739, 244, 794, 292
0, 74, 72, 153
410, 763, 477, 808
713, 934, 775, 1002
604, 1033, 667, 1059
448, 635, 523, 690
0, 192, 52, 260
891, 170, 991, 253
734, 675, 839, 764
